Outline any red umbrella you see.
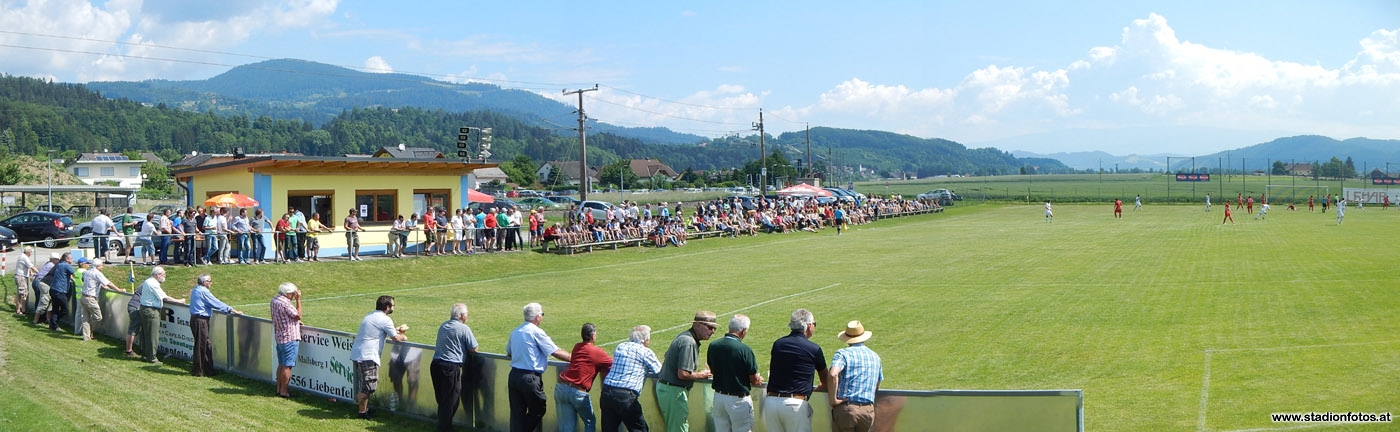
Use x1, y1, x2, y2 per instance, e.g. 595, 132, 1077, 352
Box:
204, 192, 260, 208
467, 189, 495, 203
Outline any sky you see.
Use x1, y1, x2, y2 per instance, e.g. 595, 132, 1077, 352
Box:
1, 0, 1398, 155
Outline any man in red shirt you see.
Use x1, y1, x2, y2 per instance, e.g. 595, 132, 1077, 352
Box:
1113, 198, 1123, 219
1222, 202, 1235, 224
483, 208, 499, 251
1246, 196, 1254, 214
421, 209, 438, 256
555, 323, 614, 432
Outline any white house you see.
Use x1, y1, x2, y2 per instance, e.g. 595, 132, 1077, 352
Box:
71, 153, 146, 187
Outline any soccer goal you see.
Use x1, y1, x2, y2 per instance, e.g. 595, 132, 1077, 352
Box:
1264, 185, 1329, 204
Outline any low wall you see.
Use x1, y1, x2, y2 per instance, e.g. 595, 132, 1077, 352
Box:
61, 288, 1082, 431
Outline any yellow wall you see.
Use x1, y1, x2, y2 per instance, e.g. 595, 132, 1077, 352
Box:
260, 168, 462, 250
190, 169, 254, 201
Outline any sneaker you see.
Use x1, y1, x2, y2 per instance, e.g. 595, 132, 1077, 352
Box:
357, 409, 375, 419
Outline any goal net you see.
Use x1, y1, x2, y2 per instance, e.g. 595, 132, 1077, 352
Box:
1264, 185, 1329, 205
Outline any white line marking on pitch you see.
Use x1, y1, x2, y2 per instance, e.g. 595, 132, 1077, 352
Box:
1197, 340, 1400, 432
598, 283, 842, 348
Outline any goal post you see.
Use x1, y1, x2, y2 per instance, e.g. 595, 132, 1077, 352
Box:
1264, 185, 1329, 204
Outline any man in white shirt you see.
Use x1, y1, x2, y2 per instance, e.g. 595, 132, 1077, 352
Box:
351, 295, 408, 419
90, 208, 116, 260
136, 266, 182, 364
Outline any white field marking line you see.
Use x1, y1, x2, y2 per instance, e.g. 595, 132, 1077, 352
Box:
229, 235, 826, 308
1197, 340, 1400, 432
598, 283, 842, 348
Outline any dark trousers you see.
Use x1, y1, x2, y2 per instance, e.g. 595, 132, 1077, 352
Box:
155, 235, 170, 264
48, 291, 69, 330
251, 233, 266, 261
94, 234, 109, 258
601, 385, 649, 432
191, 315, 214, 376
139, 306, 161, 361
431, 359, 464, 431
507, 368, 546, 432
296, 234, 308, 259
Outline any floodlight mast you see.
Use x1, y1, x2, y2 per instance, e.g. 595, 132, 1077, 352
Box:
565, 85, 599, 201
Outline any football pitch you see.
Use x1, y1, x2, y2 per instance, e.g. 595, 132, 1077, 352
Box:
5, 202, 1398, 431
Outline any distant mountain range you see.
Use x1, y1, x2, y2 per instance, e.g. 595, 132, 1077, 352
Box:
85, 59, 706, 145
1190, 135, 1400, 174
1011, 150, 1184, 172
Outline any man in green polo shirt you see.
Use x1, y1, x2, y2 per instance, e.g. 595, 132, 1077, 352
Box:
707, 314, 762, 432
657, 311, 717, 432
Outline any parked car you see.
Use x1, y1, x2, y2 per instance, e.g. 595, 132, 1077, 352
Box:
0, 226, 18, 252
543, 196, 580, 206
578, 200, 614, 221
917, 189, 955, 206
467, 199, 520, 214
32, 204, 65, 214
0, 211, 76, 248
75, 213, 147, 252
725, 195, 758, 211
1, 205, 28, 216
516, 197, 564, 209
148, 204, 184, 215
824, 188, 858, 203
66, 205, 94, 218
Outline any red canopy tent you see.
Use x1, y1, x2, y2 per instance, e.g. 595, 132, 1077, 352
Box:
467, 189, 495, 203
775, 183, 833, 197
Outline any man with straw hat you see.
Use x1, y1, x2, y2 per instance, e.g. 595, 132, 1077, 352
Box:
828, 321, 883, 432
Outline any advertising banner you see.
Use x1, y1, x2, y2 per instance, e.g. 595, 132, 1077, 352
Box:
290, 326, 357, 400
1175, 173, 1211, 182
1343, 188, 1400, 204
156, 302, 194, 360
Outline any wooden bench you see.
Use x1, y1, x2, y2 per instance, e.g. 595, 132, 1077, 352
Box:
686, 230, 726, 239
556, 237, 647, 254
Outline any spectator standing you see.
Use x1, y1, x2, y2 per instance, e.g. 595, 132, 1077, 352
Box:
600, 325, 662, 432
78, 259, 119, 341
270, 282, 303, 398
556, 323, 614, 432
281, 210, 298, 262
137, 267, 181, 364
231, 208, 251, 264
292, 207, 309, 261
421, 209, 438, 256
155, 209, 174, 265
828, 321, 883, 432
46, 252, 75, 331
345, 208, 366, 260
116, 207, 139, 263
708, 314, 762, 432
249, 208, 269, 264
137, 213, 157, 265
389, 214, 407, 258
352, 295, 408, 419
91, 208, 115, 260
124, 271, 147, 357
13, 246, 34, 316
181, 209, 199, 266
505, 302, 571, 432
306, 213, 332, 261
657, 311, 717, 432
188, 273, 242, 376
201, 207, 221, 265
431, 303, 479, 431
765, 309, 831, 432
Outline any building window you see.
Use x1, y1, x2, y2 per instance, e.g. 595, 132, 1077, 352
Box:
74, 167, 89, 176
100, 167, 114, 176
413, 189, 451, 216
355, 190, 396, 223
130, 166, 141, 176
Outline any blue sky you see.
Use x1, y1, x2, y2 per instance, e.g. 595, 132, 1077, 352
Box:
1, 0, 1397, 155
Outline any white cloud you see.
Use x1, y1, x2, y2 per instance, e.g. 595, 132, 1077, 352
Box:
363, 55, 392, 73
0, 0, 339, 81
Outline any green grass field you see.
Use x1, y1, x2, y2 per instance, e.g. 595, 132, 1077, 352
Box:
2, 200, 1397, 431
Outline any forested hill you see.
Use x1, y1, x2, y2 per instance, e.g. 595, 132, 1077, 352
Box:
1, 73, 1066, 178
773, 127, 1066, 177
83, 59, 707, 145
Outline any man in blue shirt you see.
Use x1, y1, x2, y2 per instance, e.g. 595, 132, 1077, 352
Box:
829, 321, 883, 432
46, 252, 76, 331
765, 308, 831, 432
505, 302, 570, 432
431, 303, 479, 431
188, 273, 242, 377
600, 325, 663, 432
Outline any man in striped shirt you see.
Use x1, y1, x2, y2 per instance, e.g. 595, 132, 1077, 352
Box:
600, 325, 662, 432
270, 282, 302, 398
828, 321, 883, 432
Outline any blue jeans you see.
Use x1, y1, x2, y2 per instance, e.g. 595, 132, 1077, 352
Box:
203, 230, 220, 263
155, 234, 169, 263
554, 382, 596, 432
251, 232, 266, 262
235, 233, 250, 263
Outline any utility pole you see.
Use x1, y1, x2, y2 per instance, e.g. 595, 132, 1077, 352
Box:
805, 123, 812, 178
753, 109, 765, 194
564, 84, 599, 201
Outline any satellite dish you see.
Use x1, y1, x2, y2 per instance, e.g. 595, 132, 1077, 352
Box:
398, 143, 406, 151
